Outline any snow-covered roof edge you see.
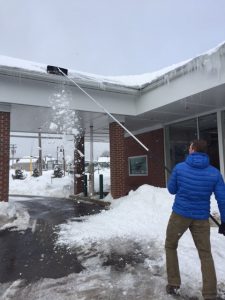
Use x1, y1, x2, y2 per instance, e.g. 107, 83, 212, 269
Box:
0, 41, 225, 90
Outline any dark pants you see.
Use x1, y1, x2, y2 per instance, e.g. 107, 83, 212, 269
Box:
165, 212, 217, 299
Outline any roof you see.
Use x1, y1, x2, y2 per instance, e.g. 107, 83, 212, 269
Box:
0, 41, 225, 93
17, 158, 38, 163
98, 157, 110, 163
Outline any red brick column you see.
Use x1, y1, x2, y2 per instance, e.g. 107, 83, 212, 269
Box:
0, 112, 10, 202
74, 136, 85, 194
109, 122, 127, 199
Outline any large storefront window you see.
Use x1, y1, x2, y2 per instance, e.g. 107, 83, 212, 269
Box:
166, 118, 197, 170
198, 113, 219, 169
166, 113, 220, 171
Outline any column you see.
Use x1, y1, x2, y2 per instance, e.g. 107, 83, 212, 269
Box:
0, 111, 10, 201
74, 135, 85, 194
109, 122, 127, 199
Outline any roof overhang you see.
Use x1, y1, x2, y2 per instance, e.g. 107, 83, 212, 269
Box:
0, 41, 225, 142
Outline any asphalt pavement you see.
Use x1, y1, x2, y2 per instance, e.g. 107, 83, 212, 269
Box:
0, 196, 103, 283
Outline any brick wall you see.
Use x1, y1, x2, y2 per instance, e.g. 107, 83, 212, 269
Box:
0, 112, 10, 202
109, 122, 127, 199
125, 128, 165, 193
74, 136, 84, 194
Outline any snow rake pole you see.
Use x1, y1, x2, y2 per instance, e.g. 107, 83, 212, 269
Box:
164, 166, 220, 228
56, 68, 149, 152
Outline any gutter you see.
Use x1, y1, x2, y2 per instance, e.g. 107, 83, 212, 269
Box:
0, 65, 140, 96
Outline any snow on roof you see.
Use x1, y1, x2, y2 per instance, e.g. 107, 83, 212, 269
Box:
17, 157, 39, 163
18, 158, 38, 163
0, 41, 225, 90
98, 157, 110, 163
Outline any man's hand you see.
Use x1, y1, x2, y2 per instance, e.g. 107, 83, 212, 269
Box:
219, 223, 225, 236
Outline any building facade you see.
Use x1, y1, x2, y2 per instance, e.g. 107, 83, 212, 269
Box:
0, 42, 225, 201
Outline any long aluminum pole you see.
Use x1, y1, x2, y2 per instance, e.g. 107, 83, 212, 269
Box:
57, 69, 149, 152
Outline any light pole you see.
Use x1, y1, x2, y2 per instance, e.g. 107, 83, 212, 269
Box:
10, 144, 17, 166
57, 145, 66, 176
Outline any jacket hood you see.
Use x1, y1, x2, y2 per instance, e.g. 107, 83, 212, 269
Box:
185, 152, 209, 169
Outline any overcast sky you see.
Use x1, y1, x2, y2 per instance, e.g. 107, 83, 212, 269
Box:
1, 0, 225, 76
2, 0, 225, 158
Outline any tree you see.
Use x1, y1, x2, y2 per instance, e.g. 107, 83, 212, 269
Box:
100, 150, 110, 157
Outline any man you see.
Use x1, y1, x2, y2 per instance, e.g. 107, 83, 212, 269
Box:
165, 140, 225, 300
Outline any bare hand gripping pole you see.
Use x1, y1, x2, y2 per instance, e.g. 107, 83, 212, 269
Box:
56, 68, 149, 152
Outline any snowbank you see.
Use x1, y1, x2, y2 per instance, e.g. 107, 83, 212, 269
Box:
9, 170, 74, 198
9, 168, 110, 197
57, 184, 225, 297
58, 184, 221, 247
0, 201, 30, 231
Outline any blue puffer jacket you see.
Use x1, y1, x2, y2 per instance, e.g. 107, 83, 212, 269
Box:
168, 152, 225, 222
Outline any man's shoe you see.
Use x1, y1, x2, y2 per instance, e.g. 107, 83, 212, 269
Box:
166, 284, 180, 295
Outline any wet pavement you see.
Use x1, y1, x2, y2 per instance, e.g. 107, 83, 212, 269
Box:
0, 196, 103, 283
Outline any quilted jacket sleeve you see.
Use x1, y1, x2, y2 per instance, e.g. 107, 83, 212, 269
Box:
214, 174, 225, 223
167, 166, 178, 195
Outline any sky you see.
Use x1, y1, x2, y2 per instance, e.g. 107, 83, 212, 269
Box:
2, 0, 225, 158
0, 0, 225, 76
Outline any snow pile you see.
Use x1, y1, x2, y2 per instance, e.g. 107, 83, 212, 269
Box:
58, 184, 221, 247
57, 184, 225, 297
2, 174, 225, 298
58, 185, 171, 246
9, 168, 110, 197
0, 201, 30, 231
9, 170, 74, 198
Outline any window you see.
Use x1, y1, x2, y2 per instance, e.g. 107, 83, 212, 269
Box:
199, 113, 219, 169
128, 155, 148, 176
165, 113, 220, 171
166, 118, 197, 169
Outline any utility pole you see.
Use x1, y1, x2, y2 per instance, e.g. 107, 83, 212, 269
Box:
10, 144, 17, 166
38, 128, 42, 175
61, 147, 66, 176
56, 146, 59, 165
